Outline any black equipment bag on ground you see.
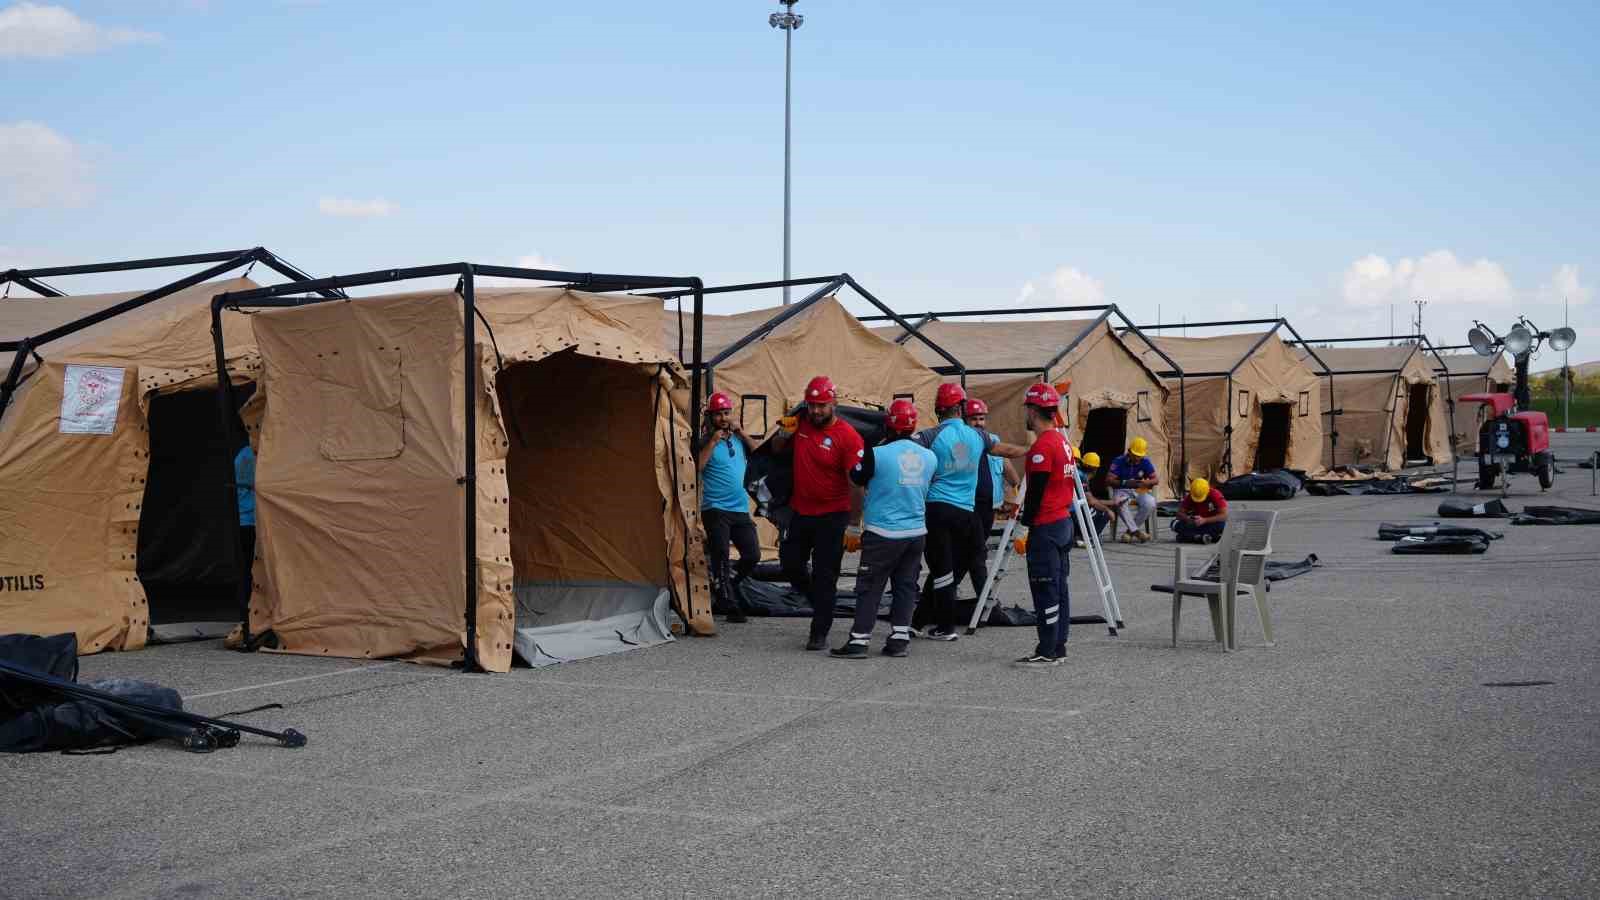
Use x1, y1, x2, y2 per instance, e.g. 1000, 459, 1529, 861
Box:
1437, 498, 1513, 518
0, 633, 191, 753
1391, 535, 1489, 554
1377, 523, 1503, 541
1512, 506, 1600, 526
1220, 469, 1302, 501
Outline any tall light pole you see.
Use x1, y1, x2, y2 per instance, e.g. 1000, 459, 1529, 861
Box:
769, 0, 803, 304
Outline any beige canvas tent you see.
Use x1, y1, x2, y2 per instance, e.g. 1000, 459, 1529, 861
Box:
873, 316, 1172, 490
1293, 343, 1454, 469
0, 277, 267, 654
667, 295, 943, 436
236, 284, 710, 673
1129, 330, 1329, 484
664, 294, 943, 556
1436, 352, 1515, 452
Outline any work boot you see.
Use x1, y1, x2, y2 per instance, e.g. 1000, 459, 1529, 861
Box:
829, 642, 869, 660
881, 639, 910, 658
724, 606, 748, 624
805, 635, 828, 651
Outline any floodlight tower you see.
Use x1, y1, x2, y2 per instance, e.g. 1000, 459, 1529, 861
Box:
1467, 318, 1578, 411
769, 0, 803, 304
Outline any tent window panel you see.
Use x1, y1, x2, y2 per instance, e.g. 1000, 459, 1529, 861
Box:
1135, 390, 1152, 423
1298, 391, 1310, 417
319, 347, 404, 461
739, 394, 768, 433
1237, 389, 1250, 418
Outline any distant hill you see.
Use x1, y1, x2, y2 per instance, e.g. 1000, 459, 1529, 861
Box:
1533, 359, 1600, 377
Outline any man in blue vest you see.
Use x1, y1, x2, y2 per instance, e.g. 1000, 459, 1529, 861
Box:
832, 400, 936, 659
696, 392, 757, 623
910, 383, 1028, 640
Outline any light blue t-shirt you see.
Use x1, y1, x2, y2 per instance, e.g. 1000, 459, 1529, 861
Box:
234, 445, 256, 527
916, 418, 987, 511
985, 433, 1005, 510
700, 434, 750, 513
860, 439, 937, 538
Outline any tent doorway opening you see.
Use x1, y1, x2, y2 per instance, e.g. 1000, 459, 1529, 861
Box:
1080, 407, 1128, 468
495, 350, 674, 667
137, 383, 255, 637
1253, 402, 1291, 471
1404, 384, 1431, 464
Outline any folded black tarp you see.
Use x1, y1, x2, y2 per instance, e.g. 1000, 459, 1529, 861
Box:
1149, 553, 1321, 594
1377, 523, 1504, 541
1392, 534, 1489, 554
1220, 469, 1303, 501
1512, 506, 1600, 526
1437, 498, 1513, 518
1305, 475, 1450, 496
0, 634, 190, 753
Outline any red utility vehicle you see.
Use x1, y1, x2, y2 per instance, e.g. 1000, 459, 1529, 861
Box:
1459, 392, 1554, 492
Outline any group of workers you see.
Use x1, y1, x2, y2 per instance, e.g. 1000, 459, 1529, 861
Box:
695, 375, 1229, 667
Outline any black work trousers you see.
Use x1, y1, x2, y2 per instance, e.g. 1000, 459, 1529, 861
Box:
781, 511, 850, 641
914, 501, 982, 632
702, 508, 759, 612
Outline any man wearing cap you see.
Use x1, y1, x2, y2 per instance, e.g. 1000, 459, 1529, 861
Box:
1106, 437, 1159, 542
770, 375, 866, 651
696, 392, 757, 623
1015, 382, 1076, 667
1173, 477, 1228, 544
831, 400, 936, 660
962, 397, 1020, 600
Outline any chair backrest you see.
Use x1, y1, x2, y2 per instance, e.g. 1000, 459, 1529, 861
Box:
1219, 510, 1277, 587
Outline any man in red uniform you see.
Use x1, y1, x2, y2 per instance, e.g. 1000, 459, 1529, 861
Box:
1173, 477, 1228, 543
770, 375, 866, 651
1017, 382, 1076, 668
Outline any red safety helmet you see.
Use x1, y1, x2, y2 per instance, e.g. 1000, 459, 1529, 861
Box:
1023, 382, 1061, 410
706, 392, 734, 413
887, 398, 918, 434
804, 375, 837, 403
965, 398, 990, 417
935, 382, 967, 410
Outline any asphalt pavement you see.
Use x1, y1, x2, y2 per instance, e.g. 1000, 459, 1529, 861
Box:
3, 434, 1597, 899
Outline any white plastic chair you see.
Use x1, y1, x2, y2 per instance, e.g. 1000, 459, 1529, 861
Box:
1169, 510, 1277, 651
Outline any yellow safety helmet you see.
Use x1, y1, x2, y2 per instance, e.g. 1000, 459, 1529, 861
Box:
1082, 451, 1101, 469
1189, 477, 1210, 502
1128, 436, 1149, 458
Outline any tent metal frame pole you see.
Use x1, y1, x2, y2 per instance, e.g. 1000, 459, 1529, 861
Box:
0, 247, 335, 421
211, 263, 704, 671
1134, 317, 1284, 331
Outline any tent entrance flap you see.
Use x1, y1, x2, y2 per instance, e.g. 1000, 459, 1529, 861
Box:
496, 351, 673, 666
137, 385, 253, 631
1254, 402, 1292, 471
1405, 384, 1430, 463
1080, 407, 1127, 466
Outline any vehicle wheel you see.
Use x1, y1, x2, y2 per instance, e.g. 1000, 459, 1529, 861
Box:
1537, 456, 1555, 490
1478, 463, 1500, 491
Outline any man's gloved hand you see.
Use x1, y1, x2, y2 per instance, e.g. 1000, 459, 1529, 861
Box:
843, 525, 863, 553
1013, 535, 1028, 555
779, 415, 799, 434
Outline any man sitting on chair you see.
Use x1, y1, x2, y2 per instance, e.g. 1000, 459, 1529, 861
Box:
1173, 477, 1228, 544
1106, 437, 1159, 542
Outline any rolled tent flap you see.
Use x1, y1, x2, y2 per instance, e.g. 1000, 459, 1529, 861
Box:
245, 286, 709, 673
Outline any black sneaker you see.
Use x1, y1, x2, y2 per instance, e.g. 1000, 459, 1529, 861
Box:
881, 639, 910, 658
829, 643, 869, 660
924, 627, 959, 642
1013, 653, 1060, 668
805, 635, 828, 651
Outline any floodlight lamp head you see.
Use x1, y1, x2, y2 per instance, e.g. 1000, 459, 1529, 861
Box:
1504, 324, 1534, 355
1467, 325, 1497, 357
1548, 326, 1577, 352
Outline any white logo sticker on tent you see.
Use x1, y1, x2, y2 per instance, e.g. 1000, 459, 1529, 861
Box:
59, 365, 125, 435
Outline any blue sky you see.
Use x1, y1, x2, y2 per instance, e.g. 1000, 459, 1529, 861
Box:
2, 1, 1596, 358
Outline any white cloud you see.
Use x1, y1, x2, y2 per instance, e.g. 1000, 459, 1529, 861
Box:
515, 253, 565, 271
0, 3, 157, 58
1017, 265, 1108, 307
0, 121, 92, 208
317, 196, 397, 218
1537, 264, 1591, 306
1341, 250, 1514, 308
